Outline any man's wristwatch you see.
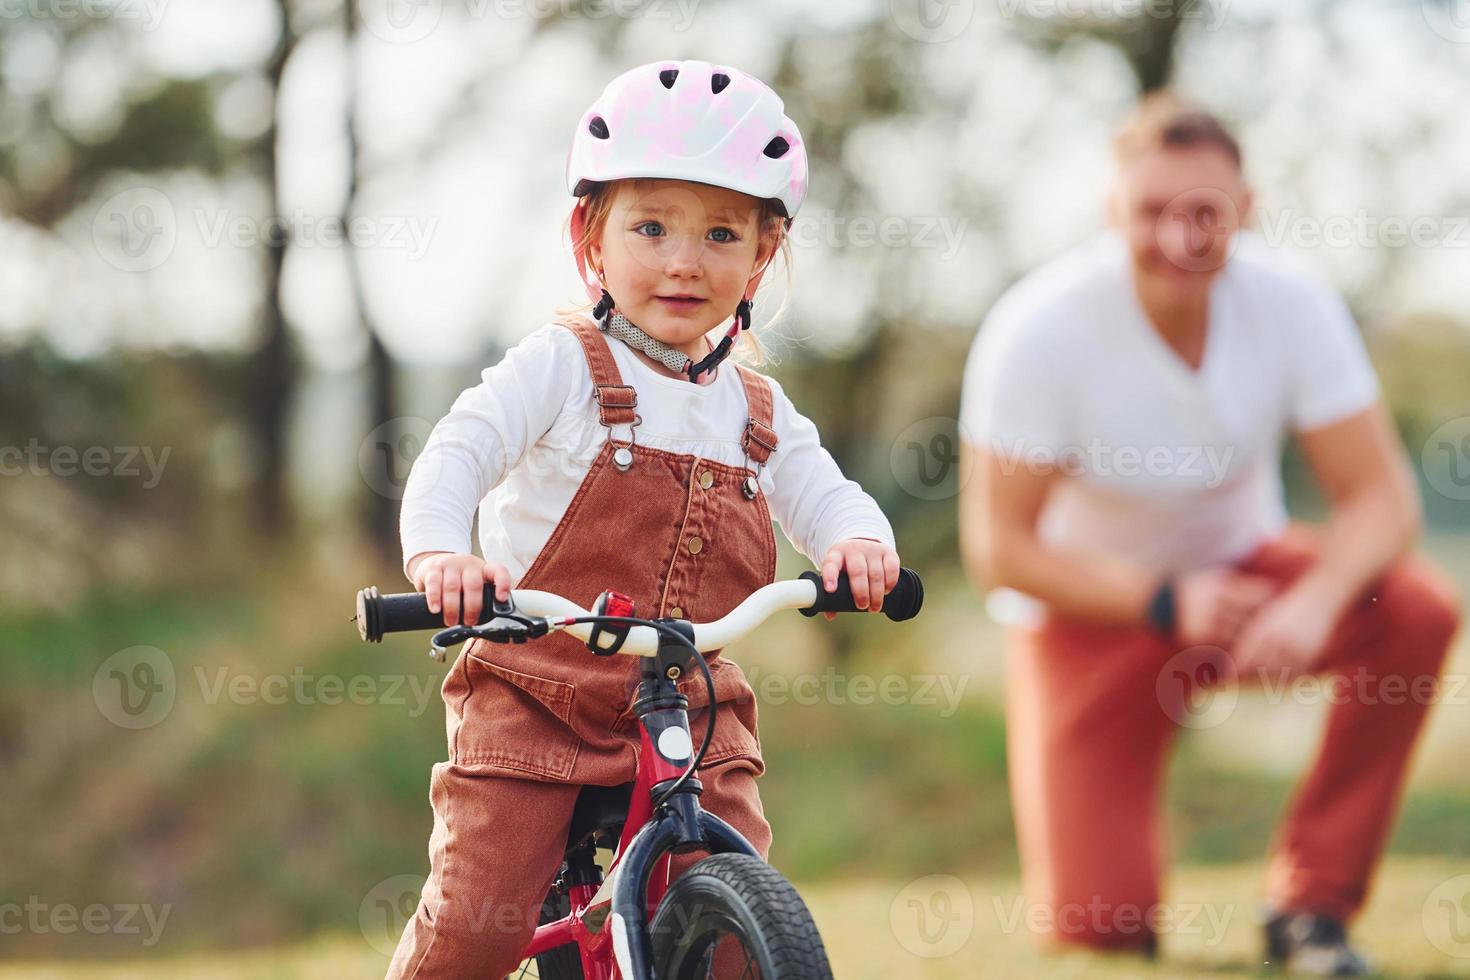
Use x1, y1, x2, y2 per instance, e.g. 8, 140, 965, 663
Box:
1145, 578, 1178, 635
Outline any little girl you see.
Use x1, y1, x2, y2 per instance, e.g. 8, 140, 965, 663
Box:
390, 59, 901, 978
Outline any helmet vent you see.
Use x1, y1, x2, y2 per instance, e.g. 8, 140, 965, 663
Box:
710, 73, 731, 94
762, 136, 790, 159
659, 68, 679, 89
587, 116, 610, 140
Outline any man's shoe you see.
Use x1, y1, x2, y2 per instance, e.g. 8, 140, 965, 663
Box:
1263, 909, 1370, 976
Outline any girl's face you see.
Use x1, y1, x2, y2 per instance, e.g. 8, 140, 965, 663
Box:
590, 179, 778, 361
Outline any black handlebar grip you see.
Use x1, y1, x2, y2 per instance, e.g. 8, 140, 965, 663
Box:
798, 567, 924, 621
356, 584, 499, 642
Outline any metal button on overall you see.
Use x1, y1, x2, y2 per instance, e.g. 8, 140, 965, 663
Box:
698, 469, 714, 490
688, 536, 703, 554
670, 606, 684, 618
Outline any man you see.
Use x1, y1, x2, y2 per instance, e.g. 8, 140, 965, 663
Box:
957, 94, 1461, 975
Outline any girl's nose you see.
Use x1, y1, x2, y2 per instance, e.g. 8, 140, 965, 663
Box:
661, 234, 704, 277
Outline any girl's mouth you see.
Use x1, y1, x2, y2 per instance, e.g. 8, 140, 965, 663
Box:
655, 296, 707, 310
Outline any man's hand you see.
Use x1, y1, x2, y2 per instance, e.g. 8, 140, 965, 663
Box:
1175, 566, 1279, 647
1230, 582, 1343, 677
818, 538, 901, 622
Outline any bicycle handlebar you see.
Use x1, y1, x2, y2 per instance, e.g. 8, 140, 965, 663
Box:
356, 567, 924, 656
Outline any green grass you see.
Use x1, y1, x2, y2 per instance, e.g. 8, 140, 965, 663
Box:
2, 548, 1467, 961
3, 859, 1467, 979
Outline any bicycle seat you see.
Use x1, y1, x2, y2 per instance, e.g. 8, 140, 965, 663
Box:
566, 781, 632, 851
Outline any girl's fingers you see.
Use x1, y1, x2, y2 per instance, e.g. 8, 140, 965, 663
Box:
868, 558, 886, 613
883, 550, 901, 592
847, 553, 870, 609
821, 550, 843, 591
492, 565, 512, 602
823, 611, 836, 622
461, 566, 484, 626
442, 570, 461, 627
423, 568, 443, 614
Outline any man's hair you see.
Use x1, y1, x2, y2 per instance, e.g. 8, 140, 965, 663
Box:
1113, 91, 1242, 169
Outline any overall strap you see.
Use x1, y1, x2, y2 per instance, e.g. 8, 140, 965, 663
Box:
734, 364, 779, 466
559, 315, 637, 427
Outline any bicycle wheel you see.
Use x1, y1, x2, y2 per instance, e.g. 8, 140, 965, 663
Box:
506, 887, 584, 980
649, 853, 832, 979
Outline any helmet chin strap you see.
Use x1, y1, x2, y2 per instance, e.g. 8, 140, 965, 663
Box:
592, 290, 751, 384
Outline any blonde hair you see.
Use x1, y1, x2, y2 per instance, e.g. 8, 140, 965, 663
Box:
1114, 91, 1242, 169
559, 179, 793, 368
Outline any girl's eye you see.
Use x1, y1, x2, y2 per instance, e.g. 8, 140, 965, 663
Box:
635, 221, 664, 238
708, 227, 739, 243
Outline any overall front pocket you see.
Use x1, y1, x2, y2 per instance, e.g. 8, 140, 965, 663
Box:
444, 641, 581, 781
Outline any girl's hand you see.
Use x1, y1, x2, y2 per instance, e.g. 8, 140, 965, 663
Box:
410, 552, 513, 628
818, 538, 901, 621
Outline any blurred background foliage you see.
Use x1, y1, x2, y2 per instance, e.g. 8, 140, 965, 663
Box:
1, 0, 1468, 970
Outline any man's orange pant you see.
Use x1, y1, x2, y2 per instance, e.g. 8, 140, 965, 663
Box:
1005, 523, 1461, 950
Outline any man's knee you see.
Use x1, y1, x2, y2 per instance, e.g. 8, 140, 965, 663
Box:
1371, 557, 1463, 665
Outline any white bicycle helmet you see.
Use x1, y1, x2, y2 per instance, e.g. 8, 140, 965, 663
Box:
566, 59, 808, 220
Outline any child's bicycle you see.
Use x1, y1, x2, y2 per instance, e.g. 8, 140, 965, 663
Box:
356, 566, 924, 980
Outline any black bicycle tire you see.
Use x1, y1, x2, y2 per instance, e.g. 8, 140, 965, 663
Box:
649, 853, 833, 979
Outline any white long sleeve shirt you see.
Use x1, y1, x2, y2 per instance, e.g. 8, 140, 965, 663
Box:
399, 321, 896, 583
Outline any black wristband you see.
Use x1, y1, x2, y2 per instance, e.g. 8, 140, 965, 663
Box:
1145, 579, 1177, 635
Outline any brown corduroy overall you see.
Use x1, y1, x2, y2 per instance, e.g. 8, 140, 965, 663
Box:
387, 316, 781, 978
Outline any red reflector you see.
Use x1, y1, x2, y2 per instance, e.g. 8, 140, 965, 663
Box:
604, 591, 635, 619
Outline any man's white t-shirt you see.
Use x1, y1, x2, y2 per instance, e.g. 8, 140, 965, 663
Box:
959, 233, 1380, 621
